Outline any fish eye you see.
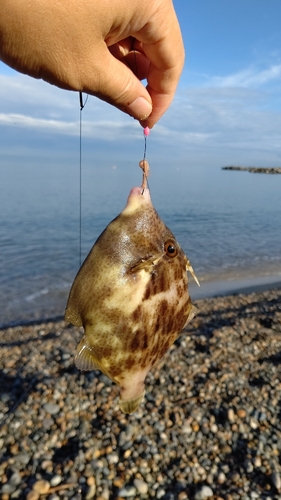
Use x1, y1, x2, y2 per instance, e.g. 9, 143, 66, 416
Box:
164, 240, 178, 258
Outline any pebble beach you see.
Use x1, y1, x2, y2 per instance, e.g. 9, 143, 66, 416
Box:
0, 287, 281, 500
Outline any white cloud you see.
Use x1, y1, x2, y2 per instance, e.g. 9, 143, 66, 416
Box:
209, 64, 281, 88
1, 63, 281, 169
0, 111, 140, 140
0, 72, 142, 140
0, 112, 77, 133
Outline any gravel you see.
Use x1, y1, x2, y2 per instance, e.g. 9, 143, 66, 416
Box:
0, 287, 281, 500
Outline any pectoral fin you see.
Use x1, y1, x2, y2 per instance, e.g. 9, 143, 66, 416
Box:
75, 338, 103, 372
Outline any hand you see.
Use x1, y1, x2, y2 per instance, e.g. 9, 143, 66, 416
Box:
0, 0, 184, 127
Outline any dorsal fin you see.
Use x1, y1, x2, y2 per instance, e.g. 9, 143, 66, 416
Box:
65, 305, 83, 327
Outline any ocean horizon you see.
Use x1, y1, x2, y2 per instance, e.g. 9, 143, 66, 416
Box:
1, 162, 281, 328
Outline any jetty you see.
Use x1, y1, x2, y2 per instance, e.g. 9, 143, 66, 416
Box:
222, 166, 281, 174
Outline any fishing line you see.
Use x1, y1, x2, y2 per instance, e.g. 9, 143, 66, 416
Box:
79, 92, 88, 267
143, 126, 150, 161
140, 127, 150, 193
76, 91, 88, 499
134, 48, 151, 192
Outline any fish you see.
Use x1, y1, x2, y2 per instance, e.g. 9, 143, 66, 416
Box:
65, 172, 199, 414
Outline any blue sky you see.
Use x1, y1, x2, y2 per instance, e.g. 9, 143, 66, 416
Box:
1, 0, 281, 174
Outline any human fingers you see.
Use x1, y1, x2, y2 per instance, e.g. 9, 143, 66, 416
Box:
135, 4, 185, 127
83, 42, 153, 122
105, 2, 184, 127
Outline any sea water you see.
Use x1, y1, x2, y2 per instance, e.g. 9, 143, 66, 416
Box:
1, 162, 281, 327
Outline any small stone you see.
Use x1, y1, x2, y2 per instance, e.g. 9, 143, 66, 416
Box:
1, 483, 16, 494
118, 486, 137, 497
99, 487, 110, 500
156, 488, 166, 499
50, 474, 62, 487
191, 421, 200, 432
33, 479, 51, 494
41, 460, 53, 470
113, 478, 124, 488
210, 423, 218, 433
250, 493, 259, 499
178, 493, 188, 500
194, 485, 213, 499
228, 408, 235, 423
272, 472, 281, 492
26, 492, 40, 500
250, 418, 258, 429
9, 471, 22, 486
133, 478, 148, 495
42, 417, 54, 429
245, 460, 254, 473
107, 453, 119, 464
86, 484, 97, 500
43, 403, 60, 415
253, 456, 262, 467
217, 472, 226, 484
236, 408, 247, 418
15, 453, 30, 465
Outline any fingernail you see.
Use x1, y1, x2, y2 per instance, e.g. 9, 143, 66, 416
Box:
128, 97, 152, 120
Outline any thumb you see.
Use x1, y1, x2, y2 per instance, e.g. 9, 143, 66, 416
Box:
85, 45, 153, 121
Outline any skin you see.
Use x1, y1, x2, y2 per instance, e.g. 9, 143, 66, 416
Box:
65, 186, 197, 413
0, 0, 185, 128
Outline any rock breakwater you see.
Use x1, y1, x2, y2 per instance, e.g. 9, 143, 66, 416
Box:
222, 166, 281, 174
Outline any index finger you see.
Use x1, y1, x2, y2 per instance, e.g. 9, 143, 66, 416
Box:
136, 5, 185, 127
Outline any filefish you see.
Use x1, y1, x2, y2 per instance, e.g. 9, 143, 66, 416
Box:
65, 168, 199, 414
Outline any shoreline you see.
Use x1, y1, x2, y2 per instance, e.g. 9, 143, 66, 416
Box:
1, 272, 281, 329
189, 272, 281, 301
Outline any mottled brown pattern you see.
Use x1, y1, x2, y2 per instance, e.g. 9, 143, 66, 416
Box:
108, 364, 123, 377
142, 333, 148, 350
143, 284, 152, 301
99, 346, 113, 358
130, 335, 140, 351
160, 299, 169, 316
132, 305, 142, 322
125, 357, 135, 370
65, 186, 197, 413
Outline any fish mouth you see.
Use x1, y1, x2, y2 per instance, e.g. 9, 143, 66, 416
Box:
122, 186, 151, 215
128, 186, 151, 200
129, 187, 143, 197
